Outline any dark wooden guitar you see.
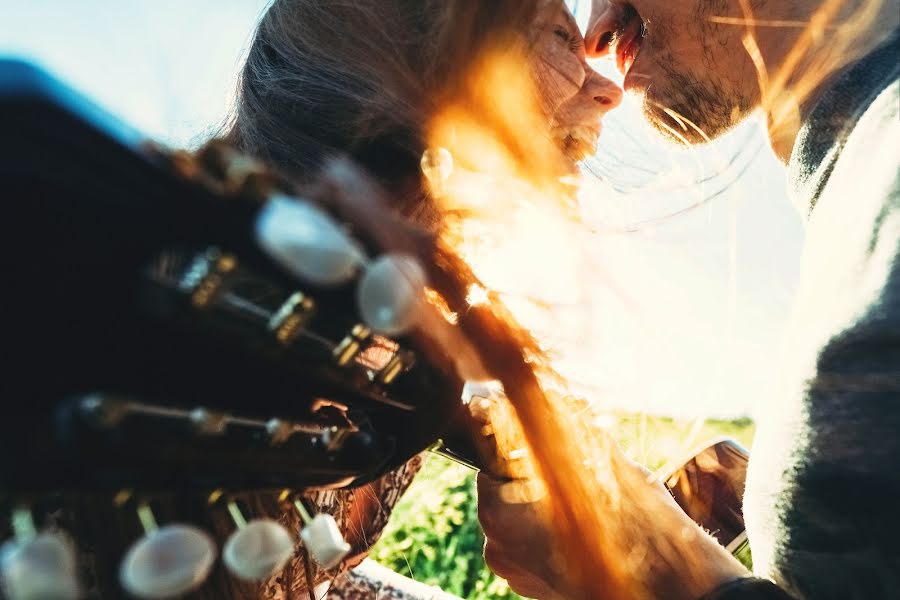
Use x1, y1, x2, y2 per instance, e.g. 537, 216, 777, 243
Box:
0, 59, 750, 599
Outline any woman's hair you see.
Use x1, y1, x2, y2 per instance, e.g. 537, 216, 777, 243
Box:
226, 0, 539, 223
220, 1, 541, 594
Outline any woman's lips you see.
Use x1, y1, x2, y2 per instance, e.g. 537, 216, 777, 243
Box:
615, 10, 644, 76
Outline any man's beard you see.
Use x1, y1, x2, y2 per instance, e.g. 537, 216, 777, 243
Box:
642, 62, 747, 145
637, 17, 754, 145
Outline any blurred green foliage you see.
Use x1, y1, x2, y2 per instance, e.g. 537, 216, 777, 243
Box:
372, 413, 756, 599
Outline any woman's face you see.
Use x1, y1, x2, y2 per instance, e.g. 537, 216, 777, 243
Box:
530, 1, 622, 161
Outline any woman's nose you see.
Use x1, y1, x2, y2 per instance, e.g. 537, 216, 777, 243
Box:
584, 69, 623, 112
553, 68, 622, 133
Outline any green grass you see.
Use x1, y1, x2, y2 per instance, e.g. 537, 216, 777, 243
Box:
371, 413, 756, 599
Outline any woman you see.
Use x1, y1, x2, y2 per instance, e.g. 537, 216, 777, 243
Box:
227, 0, 621, 198
218, 2, 621, 598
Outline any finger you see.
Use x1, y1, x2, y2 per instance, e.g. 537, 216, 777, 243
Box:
484, 541, 556, 600
477, 474, 550, 542
477, 472, 547, 509
482, 540, 518, 581
477, 472, 512, 536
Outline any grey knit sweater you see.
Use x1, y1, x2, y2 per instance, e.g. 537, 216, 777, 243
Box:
743, 30, 900, 600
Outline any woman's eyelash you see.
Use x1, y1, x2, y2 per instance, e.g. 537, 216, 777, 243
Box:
553, 27, 583, 53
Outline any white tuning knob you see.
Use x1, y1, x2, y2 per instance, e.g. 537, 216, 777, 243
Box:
300, 514, 351, 571
462, 380, 506, 421
119, 525, 216, 599
222, 498, 295, 582
256, 195, 366, 286
357, 254, 426, 336
0, 532, 80, 600
420, 147, 454, 196
292, 500, 350, 570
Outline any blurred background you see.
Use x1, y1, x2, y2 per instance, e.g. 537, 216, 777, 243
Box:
1, 1, 803, 597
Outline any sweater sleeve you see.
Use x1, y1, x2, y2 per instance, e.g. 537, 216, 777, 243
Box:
698, 578, 797, 600
743, 82, 900, 600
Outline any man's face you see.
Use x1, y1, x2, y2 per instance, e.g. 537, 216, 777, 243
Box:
585, 0, 788, 143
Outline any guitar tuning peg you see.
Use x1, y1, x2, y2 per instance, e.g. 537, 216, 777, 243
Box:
221, 498, 294, 581
292, 499, 350, 570
420, 147, 454, 197
189, 408, 229, 436
0, 507, 81, 600
357, 254, 426, 336
462, 380, 506, 422
256, 195, 367, 286
118, 501, 216, 599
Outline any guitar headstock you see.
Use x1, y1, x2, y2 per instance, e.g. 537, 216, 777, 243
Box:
0, 59, 491, 598
0, 58, 752, 600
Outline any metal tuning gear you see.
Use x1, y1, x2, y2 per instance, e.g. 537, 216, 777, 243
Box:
193, 140, 277, 200
178, 248, 237, 310
268, 291, 316, 346
333, 324, 372, 367
376, 350, 416, 385
117, 497, 216, 599
0, 506, 80, 600
168, 141, 277, 201
214, 492, 295, 582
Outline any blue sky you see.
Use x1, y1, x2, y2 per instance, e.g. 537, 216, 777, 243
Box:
2, 1, 805, 418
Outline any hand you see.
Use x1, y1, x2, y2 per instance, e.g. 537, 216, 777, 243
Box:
477, 445, 750, 600
478, 473, 576, 600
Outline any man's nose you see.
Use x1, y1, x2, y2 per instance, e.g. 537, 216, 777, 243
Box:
585, 0, 619, 58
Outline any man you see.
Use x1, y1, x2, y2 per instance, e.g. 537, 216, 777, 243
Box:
479, 0, 900, 598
